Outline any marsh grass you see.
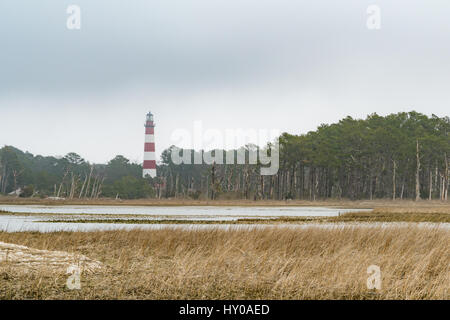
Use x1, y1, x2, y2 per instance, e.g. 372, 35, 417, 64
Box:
0, 226, 448, 299
329, 208, 450, 223
40, 207, 450, 224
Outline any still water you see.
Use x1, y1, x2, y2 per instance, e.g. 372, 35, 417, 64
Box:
0, 205, 375, 232
0, 205, 369, 217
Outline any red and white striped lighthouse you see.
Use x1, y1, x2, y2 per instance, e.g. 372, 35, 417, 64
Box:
143, 111, 157, 178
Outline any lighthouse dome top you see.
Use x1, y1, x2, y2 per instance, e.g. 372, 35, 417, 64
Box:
146, 112, 154, 121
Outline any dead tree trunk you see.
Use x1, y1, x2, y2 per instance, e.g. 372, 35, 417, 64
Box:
175, 173, 179, 198
392, 159, 396, 200
260, 175, 264, 200
69, 173, 75, 199
96, 177, 105, 199
12, 169, 23, 192
415, 140, 421, 201
444, 153, 449, 201
428, 168, 432, 201
57, 169, 69, 198
83, 166, 94, 199
90, 175, 98, 199
78, 173, 87, 198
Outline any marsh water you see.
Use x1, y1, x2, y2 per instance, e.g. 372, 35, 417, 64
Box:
0, 205, 373, 232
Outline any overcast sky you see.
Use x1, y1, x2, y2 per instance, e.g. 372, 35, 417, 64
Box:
1, 0, 449, 163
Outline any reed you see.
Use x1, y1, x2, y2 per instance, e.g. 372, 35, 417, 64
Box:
0, 226, 448, 299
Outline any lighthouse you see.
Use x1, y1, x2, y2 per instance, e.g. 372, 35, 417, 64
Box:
143, 111, 157, 178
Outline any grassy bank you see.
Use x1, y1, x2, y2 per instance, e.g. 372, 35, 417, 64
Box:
1, 196, 449, 208
0, 226, 448, 299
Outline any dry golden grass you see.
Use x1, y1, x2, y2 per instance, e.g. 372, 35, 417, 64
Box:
0, 226, 448, 300
328, 208, 450, 223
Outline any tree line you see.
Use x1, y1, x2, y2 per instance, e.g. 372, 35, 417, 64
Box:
0, 148, 153, 199
153, 111, 449, 201
1, 111, 448, 201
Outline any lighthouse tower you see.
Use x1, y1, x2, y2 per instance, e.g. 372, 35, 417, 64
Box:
143, 111, 157, 178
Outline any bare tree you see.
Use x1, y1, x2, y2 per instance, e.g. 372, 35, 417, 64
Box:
443, 153, 449, 201
83, 165, 94, 199
57, 169, 69, 198
415, 140, 421, 201
78, 173, 87, 198
95, 176, 105, 199
392, 159, 397, 200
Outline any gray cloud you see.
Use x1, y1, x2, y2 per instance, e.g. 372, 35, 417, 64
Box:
1, 0, 449, 163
